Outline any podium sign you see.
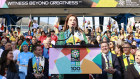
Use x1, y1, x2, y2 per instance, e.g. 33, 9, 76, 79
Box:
49, 47, 102, 74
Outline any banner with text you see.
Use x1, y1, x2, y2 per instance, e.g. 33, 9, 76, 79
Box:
1, 0, 140, 8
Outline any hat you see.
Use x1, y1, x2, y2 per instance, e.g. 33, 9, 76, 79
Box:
21, 41, 28, 48
13, 31, 17, 33
102, 35, 109, 41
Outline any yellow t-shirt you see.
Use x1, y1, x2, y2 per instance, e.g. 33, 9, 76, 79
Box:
110, 36, 118, 41
10, 36, 16, 42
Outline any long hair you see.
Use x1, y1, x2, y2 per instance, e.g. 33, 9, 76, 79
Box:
0, 50, 17, 76
63, 14, 79, 31
109, 41, 115, 51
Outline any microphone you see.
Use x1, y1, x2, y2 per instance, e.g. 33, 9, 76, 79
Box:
71, 27, 74, 35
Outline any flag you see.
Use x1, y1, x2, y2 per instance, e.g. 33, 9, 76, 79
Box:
54, 17, 59, 29
107, 18, 112, 30
82, 15, 86, 28
28, 14, 33, 28
130, 17, 135, 30
1, 18, 4, 31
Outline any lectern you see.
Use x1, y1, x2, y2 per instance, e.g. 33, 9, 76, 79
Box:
49, 45, 102, 79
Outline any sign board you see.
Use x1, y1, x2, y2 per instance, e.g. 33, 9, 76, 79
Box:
1, 0, 140, 8
49, 47, 102, 74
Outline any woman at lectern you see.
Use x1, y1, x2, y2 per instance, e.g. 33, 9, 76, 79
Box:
57, 14, 88, 45
56, 14, 89, 79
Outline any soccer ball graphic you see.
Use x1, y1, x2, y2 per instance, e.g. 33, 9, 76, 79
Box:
72, 50, 79, 58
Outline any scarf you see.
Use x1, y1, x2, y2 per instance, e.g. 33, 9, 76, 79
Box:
103, 51, 113, 79
123, 53, 134, 70
32, 56, 45, 74
65, 29, 87, 45
111, 50, 116, 55
134, 62, 140, 75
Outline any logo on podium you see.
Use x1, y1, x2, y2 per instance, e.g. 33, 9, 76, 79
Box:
71, 49, 80, 72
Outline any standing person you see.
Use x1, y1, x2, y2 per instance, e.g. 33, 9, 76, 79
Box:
51, 30, 58, 45
131, 45, 137, 56
104, 27, 111, 35
101, 35, 109, 42
57, 14, 88, 79
57, 14, 88, 45
38, 31, 47, 44
109, 41, 116, 55
96, 42, 121, 79
11, 41, 20, 62
0, 50, 19, 79
114, 28, 119, 36
32, 36, 37, 47
118, 42, 135, 79
42, 37, 51, 59
111, 21, 119, 32
17, 27, 22, 38
17, 39, 23, 51
33, 20, 39, 29
115, 45, 123, 57
36, 28, 41, 39
125, 49, 140, 79
10, 31, 18, 42
4, 42, 12, 51
110, 32, 118, 42
26, 45, 48, 79
1, 32, 9, 42
26, 30, 32, 39
96, 35, 101, 45
0, 38, 7, 50
26, 38, 33, 52
17, 41, 34, 79
31, 28, 37, 36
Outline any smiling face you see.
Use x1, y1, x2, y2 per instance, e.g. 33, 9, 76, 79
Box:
122, 43, 131, 55
109, 42, 114, 48
101, 42, 109, 54
67, 16, 77, 28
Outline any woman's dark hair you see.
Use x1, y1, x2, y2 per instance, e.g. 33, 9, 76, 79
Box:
109, 41, 115, 50
0, 50, 17, 76
17, 39, 23, 45
41, 31, 45, 35
63, 14, 79, 31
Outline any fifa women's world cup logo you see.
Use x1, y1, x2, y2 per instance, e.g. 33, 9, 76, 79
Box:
71, 49, 80, 72
71, 49, 80, 61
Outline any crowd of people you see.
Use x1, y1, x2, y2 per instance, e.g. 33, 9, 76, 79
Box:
0, 14, 140, 79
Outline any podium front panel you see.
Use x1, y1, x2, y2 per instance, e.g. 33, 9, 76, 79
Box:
49, 47, 102, 74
